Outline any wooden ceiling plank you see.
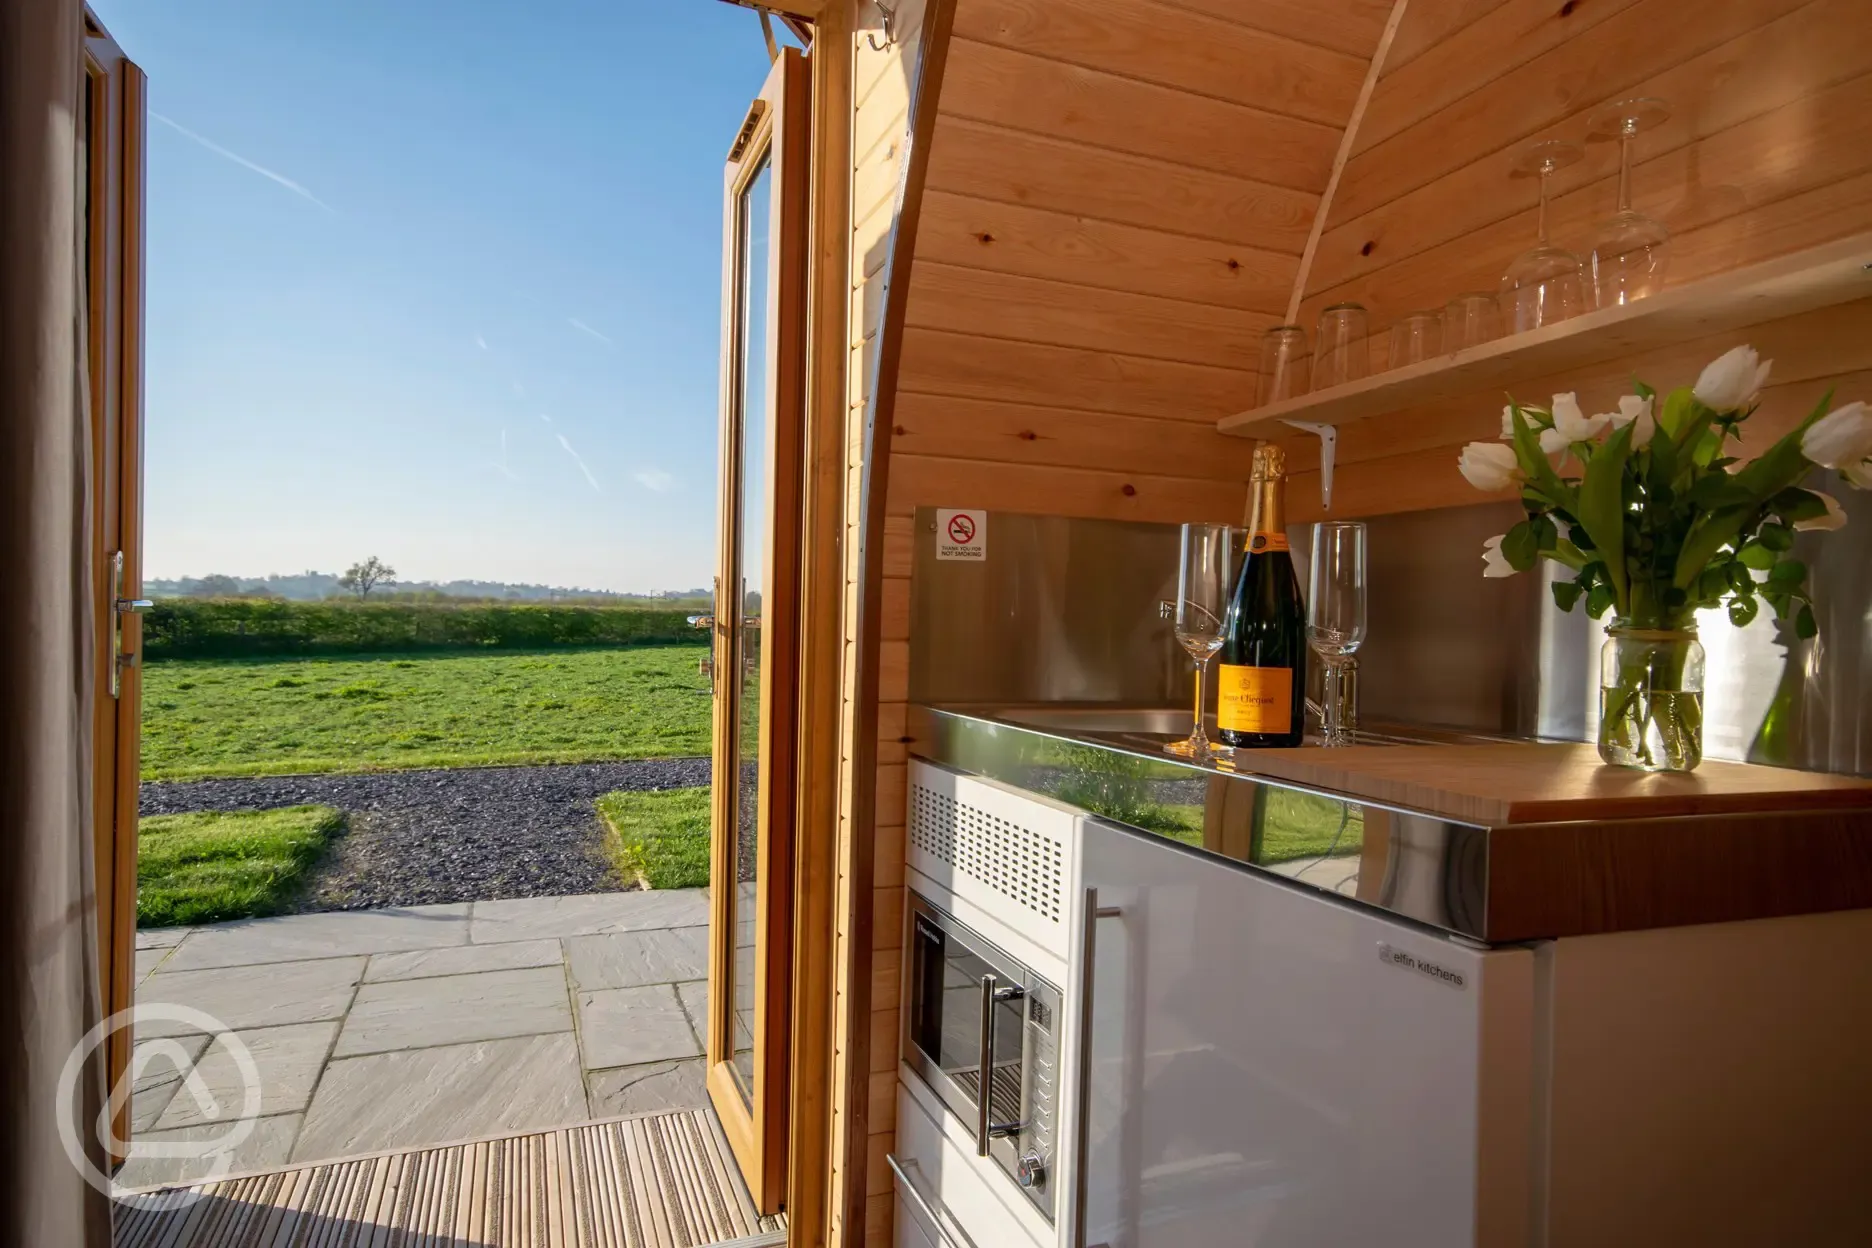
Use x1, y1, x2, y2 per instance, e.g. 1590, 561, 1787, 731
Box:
1151, 0, 1394, 59
1312, 8, 1872, 298
940, 38, 1340, 193
1380, 0, 1510, 72
904, 261, 1272, 369
917, 188, 1294, 313
1334, 0, 1809, 227
1355, 0, 1645, 158
890, 452, 1249, 525
898, 327, 1256, 422
953, 0, 1365, 127
925, 115, 1317, 253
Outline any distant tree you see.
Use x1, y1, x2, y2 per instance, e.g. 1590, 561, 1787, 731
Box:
186, 574, 242, 598
338, 556, 396, 599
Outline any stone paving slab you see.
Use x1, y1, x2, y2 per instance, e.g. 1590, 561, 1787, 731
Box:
677, 980, 709, 1039
587, 1058, 708, 1119
161, 903, 470, 972
577, 984, 704, 1069
469, 889, 707, 944
293, 1033, 587, 1161
335, 966, 572, 1057
138, 957, 365, 1038
118, 1114, 302, 1190
566, 926, 708, 991
157, 1022, 338, 1129
136, 926, 191, 950
364, 938, 561, 983
129, 1034, 212, 1134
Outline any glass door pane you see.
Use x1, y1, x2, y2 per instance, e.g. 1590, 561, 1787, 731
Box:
727, 153, 771, 1105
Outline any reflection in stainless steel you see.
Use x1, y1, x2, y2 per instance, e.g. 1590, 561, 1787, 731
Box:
912, 705, 1495, 940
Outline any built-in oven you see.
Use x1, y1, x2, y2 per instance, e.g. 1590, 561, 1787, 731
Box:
902, 890, 1062, 1222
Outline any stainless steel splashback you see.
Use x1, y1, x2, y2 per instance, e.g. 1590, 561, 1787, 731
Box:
909, 493, 1872, 777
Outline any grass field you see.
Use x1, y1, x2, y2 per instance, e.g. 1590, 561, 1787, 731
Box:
139, 805, 343, 927
596, 787, 711, 890
141, 645, 712, 781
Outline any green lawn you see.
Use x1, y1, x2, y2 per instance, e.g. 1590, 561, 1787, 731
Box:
596, 787, 711, 890
140, 645, 712, 781
138, 805, 343, 927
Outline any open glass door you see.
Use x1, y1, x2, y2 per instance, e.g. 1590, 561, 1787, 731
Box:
81, 6, 149, 1167
709, 46, 809, 1212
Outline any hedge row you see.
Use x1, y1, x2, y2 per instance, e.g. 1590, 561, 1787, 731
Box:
143, 599, 703, 659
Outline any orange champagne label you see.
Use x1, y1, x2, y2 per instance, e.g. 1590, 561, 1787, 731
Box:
1216, 664, 1293, 735
1247, 530, 1290, 554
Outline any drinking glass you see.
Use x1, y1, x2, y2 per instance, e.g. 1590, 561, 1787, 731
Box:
1443, 292, 1502, 350
1501, 139, 1585, 333
1312, 303, 1369, 390
1386, 311, 1441, 370
1588, 97, 1671, 308
1256, 325, 1310, 406
1165, 522, 1234, 761
1307, 521, 1367, 747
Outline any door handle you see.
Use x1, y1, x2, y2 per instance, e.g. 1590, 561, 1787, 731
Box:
887, 1154, 979, 1248
975, 974, 1026, 1157
108, 551, 150, 699
1071, 887, 1123, 1248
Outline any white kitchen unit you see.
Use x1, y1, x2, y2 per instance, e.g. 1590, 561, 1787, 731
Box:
899, 753, 1872, 1248
1075, 816, 1533, 1248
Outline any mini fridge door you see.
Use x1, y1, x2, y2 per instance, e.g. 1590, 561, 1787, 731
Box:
1073, 818, 1532, 1248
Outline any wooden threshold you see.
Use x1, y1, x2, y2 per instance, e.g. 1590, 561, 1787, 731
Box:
1222, 231, 1872, 434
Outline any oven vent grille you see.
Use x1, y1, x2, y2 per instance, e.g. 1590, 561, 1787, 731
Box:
910, 782, 1065, 922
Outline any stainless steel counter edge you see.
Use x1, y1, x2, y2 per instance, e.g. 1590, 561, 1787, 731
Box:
907, 704, 1872, 943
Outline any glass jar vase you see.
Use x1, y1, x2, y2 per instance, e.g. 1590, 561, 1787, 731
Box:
1598, 624, 1705, 771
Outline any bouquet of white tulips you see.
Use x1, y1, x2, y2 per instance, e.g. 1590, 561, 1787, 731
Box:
1459, 344, 1868, 640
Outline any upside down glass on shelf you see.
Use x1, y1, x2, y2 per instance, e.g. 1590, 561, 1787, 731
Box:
1256, 325, 1310, 406
1312, 302, 1369, 390
1443, 292, 1503, 350
1386, 310, 1441, 370
1165, 522, 1235, 761
1501, 139, 1586, 333
1588, 96, 1672, 308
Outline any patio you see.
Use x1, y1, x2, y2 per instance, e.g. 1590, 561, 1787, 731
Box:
125, 888, 720, 1189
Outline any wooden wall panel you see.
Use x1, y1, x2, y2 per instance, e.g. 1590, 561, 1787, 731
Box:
1285, 0, 1872, 518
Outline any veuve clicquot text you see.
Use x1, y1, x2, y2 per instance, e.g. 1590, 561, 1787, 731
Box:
1217, 443, 1306, 749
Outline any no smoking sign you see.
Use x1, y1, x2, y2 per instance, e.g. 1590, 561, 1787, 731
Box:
935, 508, 987, 561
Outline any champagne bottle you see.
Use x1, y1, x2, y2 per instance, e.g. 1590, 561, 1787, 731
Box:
1217, 443, 1306, 748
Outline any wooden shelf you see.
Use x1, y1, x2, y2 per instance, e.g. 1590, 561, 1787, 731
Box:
1218, 232, 1872, 436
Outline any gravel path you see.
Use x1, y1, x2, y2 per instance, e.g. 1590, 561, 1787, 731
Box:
142, 759, 712, 912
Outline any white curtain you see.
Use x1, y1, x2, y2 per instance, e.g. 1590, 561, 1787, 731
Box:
0, 0, 113, 1242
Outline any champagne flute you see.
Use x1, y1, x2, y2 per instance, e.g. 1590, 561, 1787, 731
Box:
1165, 523, 1234, 761
1307, 521, 1367, 747
1501, 139, 1585, 333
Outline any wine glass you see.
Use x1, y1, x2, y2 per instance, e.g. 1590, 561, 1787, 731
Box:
1164, 523, 1234, 761
1306, 521, 1367, 747
1501, 139, 1585, 333
1588, 97, 1671, 308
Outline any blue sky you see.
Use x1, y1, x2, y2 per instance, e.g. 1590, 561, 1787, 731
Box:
92, 0, 775, 593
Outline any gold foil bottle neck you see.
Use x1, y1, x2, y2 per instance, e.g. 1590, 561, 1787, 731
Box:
1251, 442, 1287, 481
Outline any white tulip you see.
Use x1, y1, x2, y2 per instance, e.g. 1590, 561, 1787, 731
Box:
1801, 401, 1872, 471
1458, 442, 1521, 491
1794, 493, 1847, 532
1846, 460, 1872, 491
1539, 426, 1570, 455
1480, 534, 1517, 578
1693, 345, 1772, 411
1548, 391, 1610, 444
1500, 404, 1517, 439
1605, 393, 1656, 444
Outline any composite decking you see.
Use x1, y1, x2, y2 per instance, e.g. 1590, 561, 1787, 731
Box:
113, 1108, 787, 1247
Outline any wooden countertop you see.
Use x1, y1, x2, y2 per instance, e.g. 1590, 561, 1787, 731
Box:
1229, 742, 1872, 826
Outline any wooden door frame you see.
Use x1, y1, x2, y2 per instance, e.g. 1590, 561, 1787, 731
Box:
709, 45, 811, 1214
81, 5, 147, 1169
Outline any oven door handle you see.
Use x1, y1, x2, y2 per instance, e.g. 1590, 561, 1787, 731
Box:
975, 973, 1027, 1157
888, 1153, 980, 1248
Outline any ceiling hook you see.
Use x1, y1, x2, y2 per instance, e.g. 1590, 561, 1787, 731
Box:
865, 0, 898, 51
1283, 421, 1337, 513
